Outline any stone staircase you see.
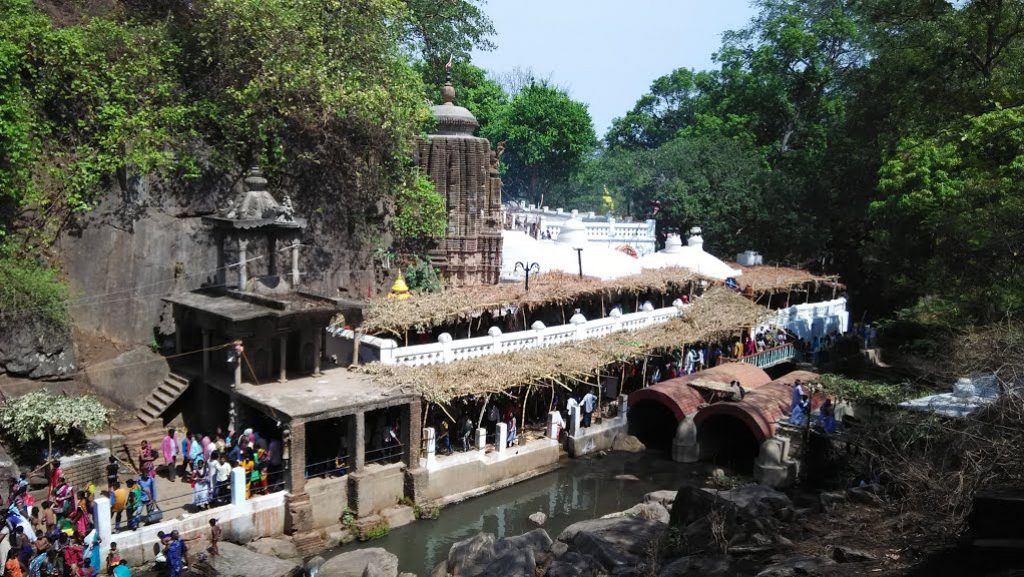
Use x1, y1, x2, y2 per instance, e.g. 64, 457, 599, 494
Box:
136, 372, 191, 425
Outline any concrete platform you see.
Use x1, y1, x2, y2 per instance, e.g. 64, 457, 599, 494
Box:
234, 368, 417, 422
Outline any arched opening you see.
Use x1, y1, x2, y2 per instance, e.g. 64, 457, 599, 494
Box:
628, 400, 679, 452
697, 414, 760, 473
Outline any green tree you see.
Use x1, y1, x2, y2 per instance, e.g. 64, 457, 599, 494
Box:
400, 0, 495, 68
871, 106, 1024, 321
393, 173, 446, 254
484, 82, 597, 206
0, 391, 108, 458
605, 68, 717, 150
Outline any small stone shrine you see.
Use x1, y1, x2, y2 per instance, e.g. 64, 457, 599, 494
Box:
164, 167, 341, 427
415, 66, 503, 286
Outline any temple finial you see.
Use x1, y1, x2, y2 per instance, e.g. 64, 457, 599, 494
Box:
441, 54, 455, 105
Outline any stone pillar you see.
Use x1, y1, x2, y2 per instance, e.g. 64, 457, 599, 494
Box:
423, 427, 436, 468
93, 497, 111, 571
216, 233, 227, 287
278, 335, 288, 383
352, 411, 366, 471
475, 428, 486, 452
291, 239, 301, 287
617, 394, 629, 420
230, 466, 247, 505
286, 422, 306, 495
202, 330, 211, 380
496, 422, 507, 455
237, 238, 249, 291
405, 399, 422, 466
568, 405, 581, 438
312, 328, 322, 376
671, 415, 699, 463
267, 236, 277, 277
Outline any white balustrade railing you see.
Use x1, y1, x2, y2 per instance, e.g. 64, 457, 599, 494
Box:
329, 297, 849, 368
332, 302, 690, 368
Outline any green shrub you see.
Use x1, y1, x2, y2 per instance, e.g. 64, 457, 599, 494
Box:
0, 256, 68, 328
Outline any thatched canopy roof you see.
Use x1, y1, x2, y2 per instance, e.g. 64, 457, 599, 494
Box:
361, 267, 704, 335
360, 287, 771, 404
361, 264, 840, 336
731, 264, 843, 294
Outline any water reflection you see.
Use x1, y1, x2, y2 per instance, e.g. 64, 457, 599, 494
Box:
333, 453, 715, 575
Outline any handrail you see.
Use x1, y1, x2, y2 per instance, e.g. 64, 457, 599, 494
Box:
722, 343, 796, 368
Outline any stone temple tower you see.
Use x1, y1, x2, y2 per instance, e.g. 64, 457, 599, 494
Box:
415, 73, 503, 287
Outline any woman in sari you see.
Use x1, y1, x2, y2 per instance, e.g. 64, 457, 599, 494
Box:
138, 441, 155, 478
191, 459, 210, 510
68, 492, 89, 537
52, 479, 73, 520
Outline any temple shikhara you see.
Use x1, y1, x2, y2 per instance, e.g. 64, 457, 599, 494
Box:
415, 71, 503, 287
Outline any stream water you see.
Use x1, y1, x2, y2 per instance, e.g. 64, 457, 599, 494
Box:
329, 452, 720, 576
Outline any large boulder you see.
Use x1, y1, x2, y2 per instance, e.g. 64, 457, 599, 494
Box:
601, 502, 670, 524
657, 555, 740, 577
643, 490, 677, 509
201, 542, 301, 577
545, 551, 602, 577
558, 517, 665, 558
611, 434, 646, 453
447, 533, 497, 577
441, 529, 550, 577
495, 528, 552, 562
754, 556, 838, 577
0, 318, 75, 379
247, 537, 300, 560
318, 548, 399, 577
480, 547, 534, 577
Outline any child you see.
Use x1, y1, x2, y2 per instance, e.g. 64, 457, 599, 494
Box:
4, 549, 23, 577
207, 519, 221, 557
105, 543, 120, 576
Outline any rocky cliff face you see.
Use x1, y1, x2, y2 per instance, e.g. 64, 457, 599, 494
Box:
49, 169, 379, 365
0, 318, 75, 380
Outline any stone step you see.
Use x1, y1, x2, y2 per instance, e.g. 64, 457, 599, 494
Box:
134, 374, 191, 425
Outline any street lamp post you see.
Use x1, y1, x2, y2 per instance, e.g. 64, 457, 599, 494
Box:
514, 261, 540, 291
573, 247, 583, 279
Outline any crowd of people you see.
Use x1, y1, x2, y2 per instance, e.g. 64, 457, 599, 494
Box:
1, 465, 106, 577
153, 427, 284, 508
787, 379, 844, 434
0, 420, 282, 577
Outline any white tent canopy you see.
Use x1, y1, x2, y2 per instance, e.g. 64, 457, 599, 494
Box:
639, 227, 743, 281
501, 218, 642, 281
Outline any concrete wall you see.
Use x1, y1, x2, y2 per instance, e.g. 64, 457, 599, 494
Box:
566, 415, 628, 458
85, 346, 169, 410
306, 475, 348, 529
347, 463, 405, 517
409, 438, 560, 506
108, 476, 285, 567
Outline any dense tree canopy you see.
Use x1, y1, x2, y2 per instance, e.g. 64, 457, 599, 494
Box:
483, 82, 597, 207
586, 0, 1024, 324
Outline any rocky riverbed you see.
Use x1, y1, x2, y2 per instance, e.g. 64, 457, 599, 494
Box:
229, 480, 913, 577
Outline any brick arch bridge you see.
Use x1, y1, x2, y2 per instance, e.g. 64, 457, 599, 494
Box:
627, 363, 772, 450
